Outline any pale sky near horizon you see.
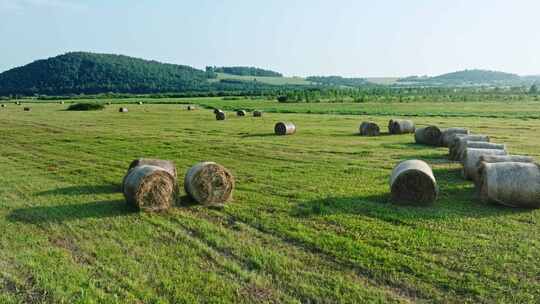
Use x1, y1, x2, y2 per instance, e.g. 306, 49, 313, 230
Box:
1, 0, 539, 77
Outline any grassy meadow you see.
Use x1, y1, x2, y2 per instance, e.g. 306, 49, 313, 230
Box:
0, 100, 540, 303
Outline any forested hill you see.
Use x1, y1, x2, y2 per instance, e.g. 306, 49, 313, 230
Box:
0, 52, 216, 95
208, 66, 283, 77
398, 69, 522, 86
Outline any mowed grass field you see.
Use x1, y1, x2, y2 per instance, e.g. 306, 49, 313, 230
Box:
1, 101, 540, 303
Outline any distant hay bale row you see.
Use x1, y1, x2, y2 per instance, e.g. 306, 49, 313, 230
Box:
359, 122, 380, 136
390, 160, 438, 205
275, 122, 296, 135
123, 159, 234, 211
388, 119, 415, 135
236, 110, 247, 116
415, 126, 469, 147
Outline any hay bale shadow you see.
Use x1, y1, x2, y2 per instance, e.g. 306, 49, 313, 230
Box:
241, 133, 277, 138
36, 184, 120, 196
7, 200, 136, 224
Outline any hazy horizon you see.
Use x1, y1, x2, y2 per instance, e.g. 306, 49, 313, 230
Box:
1, 0, 539, 77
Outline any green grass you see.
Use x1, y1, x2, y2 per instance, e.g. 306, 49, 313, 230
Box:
1, 102, 540, 303
215, 73, 313, 86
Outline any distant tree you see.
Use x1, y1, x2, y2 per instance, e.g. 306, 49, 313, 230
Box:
529, 84, 538, 94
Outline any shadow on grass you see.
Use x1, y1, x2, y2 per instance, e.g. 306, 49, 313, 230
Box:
7, 200, 136, 224
292, 167, 532, 221
241, 133, 277, 138
36, 184, 121, 196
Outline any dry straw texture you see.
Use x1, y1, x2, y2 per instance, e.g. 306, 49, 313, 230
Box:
414, 126, 442, 146
184, 162, 235, 205
389, 160, 438, 205
359, 122, 380, 136
123, 165, 176, 212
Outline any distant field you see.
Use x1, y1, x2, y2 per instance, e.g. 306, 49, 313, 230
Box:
215, 73, 314, 86
365, 77, 400, 85
1, 102, 539, 303
22, 97, 540, 119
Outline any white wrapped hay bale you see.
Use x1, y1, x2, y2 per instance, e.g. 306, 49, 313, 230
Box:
275, 122, 296, 135
457, 142, 505, 162
388, 119, 415, 134
414, 126, 442, 146
389, 160, 438, 205
462, 148, 507, 181
359, 122, 380, 136
449, 135, 490, 160
479, 162, 540, 208
215, 110, 226, 120
440, 128, 469, 147
184, 162, 235, 205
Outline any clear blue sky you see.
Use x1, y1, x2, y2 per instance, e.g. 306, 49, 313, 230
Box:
1, 0, 539, 77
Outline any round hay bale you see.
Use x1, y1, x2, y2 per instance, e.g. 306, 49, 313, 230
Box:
476, 155, 536, 189
440, 128, 469, 147
127, 158, 177, 179
1, 104, 6, 108
479, 162, 540, 208
187, 105, 196, 111
449, 135, 490, 160
123, 165, 176, 212
216, 111, 226, 120
389, 119, 415, 134
414, 126, 442, 146
138, 101, 143, 105
275, 122, 296, 135
359, 121, 380, 136
15, 101, 21, 105
253, 110, 263, 117
119, 107, 129, 113
457, 141, 505, 162
59, 101, 65, 105
389, 160, 438, 205
236, 110, 247, 117
462, 148, 507, 181
213, 108, 221, 114
184, 162, 234, 205
23, 107, 31, 112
